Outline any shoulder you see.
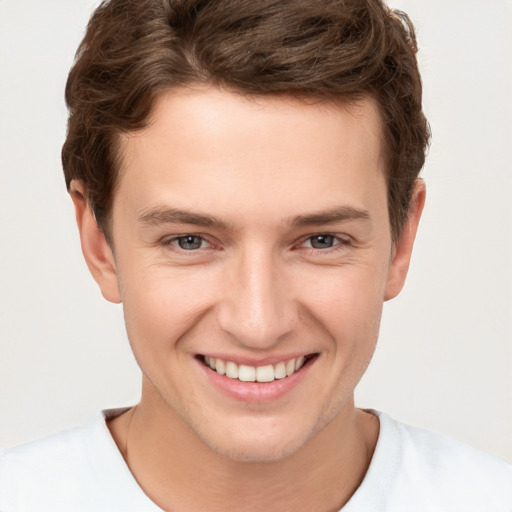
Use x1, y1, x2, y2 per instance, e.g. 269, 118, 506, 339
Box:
359, 411, 512, 511
0, 415, 101, 511
0, 409, 159, 512
391, 413, 511, 484
1, 418, 94, 468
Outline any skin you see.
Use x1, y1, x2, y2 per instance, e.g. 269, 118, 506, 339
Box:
71, 87, 425, 511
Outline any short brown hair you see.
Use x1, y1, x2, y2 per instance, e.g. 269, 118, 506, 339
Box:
62, 0, 430, 241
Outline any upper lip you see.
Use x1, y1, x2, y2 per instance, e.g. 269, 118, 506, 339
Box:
198, 353, 317, 367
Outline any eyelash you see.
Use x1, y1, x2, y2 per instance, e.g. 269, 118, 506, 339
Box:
160, 233, 351, 255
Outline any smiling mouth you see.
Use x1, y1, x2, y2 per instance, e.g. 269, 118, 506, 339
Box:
199, 354, 318, 383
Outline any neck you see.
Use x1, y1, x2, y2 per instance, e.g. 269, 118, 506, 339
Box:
109, 388, 378, 512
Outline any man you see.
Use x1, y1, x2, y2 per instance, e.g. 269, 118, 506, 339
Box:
0, 0, 510, 510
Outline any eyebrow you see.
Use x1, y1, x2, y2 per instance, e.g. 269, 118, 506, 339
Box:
290, 206, 370, 227
138, 207, 232, 230
138, 205, 370, 230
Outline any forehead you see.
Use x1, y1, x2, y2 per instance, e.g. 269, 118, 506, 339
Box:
115, 88, 386, 225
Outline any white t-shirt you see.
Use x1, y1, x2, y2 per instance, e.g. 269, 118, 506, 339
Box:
1, 409, 511, 511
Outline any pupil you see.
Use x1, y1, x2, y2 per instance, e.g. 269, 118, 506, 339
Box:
179, 236, 202, 250
311, 234, 333, 249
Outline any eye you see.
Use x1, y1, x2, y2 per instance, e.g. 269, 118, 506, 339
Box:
168, 235, 207, 251
304, 234, 338, 249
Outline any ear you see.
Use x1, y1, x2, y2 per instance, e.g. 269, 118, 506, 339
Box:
69, 180, 122, 304
384, 180, 426, 301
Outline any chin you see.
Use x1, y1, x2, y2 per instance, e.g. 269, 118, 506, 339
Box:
193, 419, 317, 463
211, 438, 304, 463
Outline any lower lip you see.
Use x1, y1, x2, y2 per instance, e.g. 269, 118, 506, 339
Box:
197, 357, 316, 403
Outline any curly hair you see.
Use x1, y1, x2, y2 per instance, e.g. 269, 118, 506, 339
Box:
62, 0, 430, 242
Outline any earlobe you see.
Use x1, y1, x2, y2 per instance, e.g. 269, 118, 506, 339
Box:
70, 180, 122, 304
384, 180, 426, 301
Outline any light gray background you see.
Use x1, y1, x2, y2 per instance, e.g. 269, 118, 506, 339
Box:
1, 1, 511, 461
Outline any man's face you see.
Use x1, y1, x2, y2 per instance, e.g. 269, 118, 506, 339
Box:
101, 88, 404, 461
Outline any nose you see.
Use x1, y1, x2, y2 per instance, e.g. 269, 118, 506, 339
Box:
216, 245, 298, 349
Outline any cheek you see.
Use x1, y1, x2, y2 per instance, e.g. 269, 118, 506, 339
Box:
119, 265, 219, 356
300, 264, 387, 349
302, 266, 386, 323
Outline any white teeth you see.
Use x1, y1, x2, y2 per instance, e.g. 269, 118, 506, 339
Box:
215, 358, 225, 375
286, 359, 296, 376
256, 365, 275, 383
274, 361, 286, 379
205, 355, 311, 382
238, 365, 256, 382
225, 361, 238, 379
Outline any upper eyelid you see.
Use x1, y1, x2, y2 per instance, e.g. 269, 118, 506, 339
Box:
162, 232, 209, 241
